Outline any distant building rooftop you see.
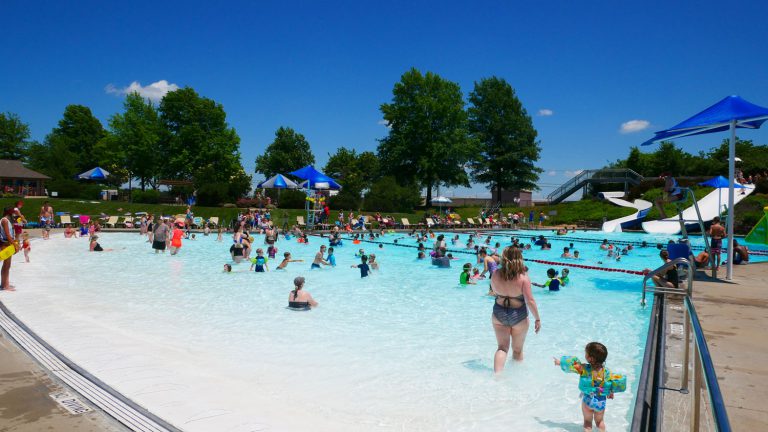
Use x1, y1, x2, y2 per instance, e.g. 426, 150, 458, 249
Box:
0, 159, 51, 180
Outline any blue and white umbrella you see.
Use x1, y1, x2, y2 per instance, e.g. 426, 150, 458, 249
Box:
257, 174, 299, 189
77, 167, 110, 180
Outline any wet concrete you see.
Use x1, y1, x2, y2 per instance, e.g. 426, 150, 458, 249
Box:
0, 333, 127, 432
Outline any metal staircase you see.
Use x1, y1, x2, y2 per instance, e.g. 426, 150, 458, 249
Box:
547, 169, 645, 204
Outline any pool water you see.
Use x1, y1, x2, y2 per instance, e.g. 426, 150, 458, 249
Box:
4, 230, 764, 431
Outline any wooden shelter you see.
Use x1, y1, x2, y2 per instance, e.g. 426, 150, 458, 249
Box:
0, 159, 50, 196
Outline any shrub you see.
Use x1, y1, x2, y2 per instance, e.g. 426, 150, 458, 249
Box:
328, 189, 361, 210
132, 189, 160, 204
236, 198, 262, 208
363, 177, 421, 213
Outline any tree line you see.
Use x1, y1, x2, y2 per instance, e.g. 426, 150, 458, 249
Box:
1, 68, 543, 210
256, 68, 542, 211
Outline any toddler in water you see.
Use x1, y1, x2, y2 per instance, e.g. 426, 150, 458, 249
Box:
470, 267, 484, 280
250, 248, 269, 272
22, 232, 31, 262
554, 342, 626, 432
326, 247, 336, 267
532, 268, 561, 291
223, 264, 232, 273
267, 245, 277, 259
560, 268, 570, 286
351, 255, 370, 278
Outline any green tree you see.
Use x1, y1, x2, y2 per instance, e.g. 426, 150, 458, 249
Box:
159, 87, 250, 198
378, 68, 476, 205
323, 147, 379, 209
47, 105, 107, 173
255, 127, 315, 178
0, 112, 32, 160
467, 77, 541, 201
363, 176, 421, 212
109, 93, 163, 190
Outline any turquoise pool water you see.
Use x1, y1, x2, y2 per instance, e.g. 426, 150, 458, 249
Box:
5, 230, 764, 431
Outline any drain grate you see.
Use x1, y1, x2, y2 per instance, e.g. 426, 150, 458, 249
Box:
50, 391, 93, 415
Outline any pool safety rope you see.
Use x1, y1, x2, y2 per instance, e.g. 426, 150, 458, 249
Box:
317, 235, 648, 276
473, 232, 768, 256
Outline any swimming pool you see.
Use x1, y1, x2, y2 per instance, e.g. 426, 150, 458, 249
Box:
3, 230, 764, 431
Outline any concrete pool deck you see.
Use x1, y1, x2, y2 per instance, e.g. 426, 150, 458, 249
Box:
691, 261, 768, 431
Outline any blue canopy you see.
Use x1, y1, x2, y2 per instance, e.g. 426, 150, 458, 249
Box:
699, 175, 745, 189
642, 95, 768, 146
641, 95, 768, 281
257, 174, 299, 189
77, 167, 110, 180
289, 165, 341, 190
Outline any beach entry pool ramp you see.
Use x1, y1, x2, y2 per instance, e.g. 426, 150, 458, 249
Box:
642, 184, 755, 235
599, 192, 652, 232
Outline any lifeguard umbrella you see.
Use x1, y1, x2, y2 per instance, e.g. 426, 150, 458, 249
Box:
431, 196, 452, 212
77, 167, 110, 180
257, 174, 299, 189
642, 95, 768, 280
699, 175, 746, 217
289, 165, 341, 190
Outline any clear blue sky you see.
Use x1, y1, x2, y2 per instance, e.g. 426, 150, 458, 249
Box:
2, 0, 767, 199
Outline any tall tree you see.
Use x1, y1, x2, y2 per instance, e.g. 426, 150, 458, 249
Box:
255, 126, 315, 178
378, 68, 476, 204
324, 147, 379, 209
159, 87, 250, 198
47, 105, 106, 173
108, 92, 163, 190
0, 112, 32, 160
467, 77, 541, 201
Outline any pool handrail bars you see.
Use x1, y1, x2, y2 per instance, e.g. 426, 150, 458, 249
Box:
634, 256, 732, 432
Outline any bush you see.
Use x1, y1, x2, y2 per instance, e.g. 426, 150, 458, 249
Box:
267, 189, 305, 209
363, 177, 421, 213
236, 198, 262, 208
132, 189, 160, 204
328, 189, 361, 210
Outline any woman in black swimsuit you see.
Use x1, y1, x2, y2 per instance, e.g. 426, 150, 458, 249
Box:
490, 247, 541, 374
288, 277, 318, 310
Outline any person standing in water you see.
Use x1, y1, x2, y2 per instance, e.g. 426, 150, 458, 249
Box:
489, 247, 541, 373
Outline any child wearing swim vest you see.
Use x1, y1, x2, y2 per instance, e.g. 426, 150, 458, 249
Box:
250, 248, 269, 272
560, 268, 570, 286
532, 268, 560, 291
554, 342, 627, 431
459, 263, 476, 285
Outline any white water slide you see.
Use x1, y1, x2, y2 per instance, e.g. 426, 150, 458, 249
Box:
599, 192, 653, 232
641, 184, 756, 235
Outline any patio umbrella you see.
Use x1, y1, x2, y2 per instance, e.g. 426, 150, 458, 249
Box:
699, 175, 746, 217
77, 167, 110, 180
257, 174, 300, 204
642, 95, 768, 280
431, 196, 452, 212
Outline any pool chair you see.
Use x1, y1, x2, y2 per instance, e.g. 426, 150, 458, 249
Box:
426, 218, 435, 229
401, 218, 411, 229
60, 215, 72, 226
192, 216, 203, 228
105, 216, 119, 228
297, 216, 306, 228
466, 218, 477, 228
120, 216, 134, 228
208, 216, 219, 228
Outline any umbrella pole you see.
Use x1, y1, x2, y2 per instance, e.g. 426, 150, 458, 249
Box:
726, 120, 736, 280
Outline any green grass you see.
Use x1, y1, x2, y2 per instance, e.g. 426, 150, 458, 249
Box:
4, 190, 766, 234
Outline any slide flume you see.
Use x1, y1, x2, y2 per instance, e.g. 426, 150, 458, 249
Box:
599, 192, 652, 232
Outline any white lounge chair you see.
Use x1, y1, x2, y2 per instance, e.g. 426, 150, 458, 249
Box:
297, 216, 306, 228
105, 216, 119, 228
208, 216, 219, 228
60, 215, 72, 226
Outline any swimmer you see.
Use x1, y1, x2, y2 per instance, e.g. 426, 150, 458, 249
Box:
600, 239, 609, 250
326, 247, 336, 267
356, 248, 366, 257
471, 267, 485, 280
267, 244, 277, 259
311, 245, 329, 269
223, 264, 232, 273
378, 243, 383, 249
532, 268, 560, 291
417, 251, 426, 259
459, 263, 476, 285
560, 268, 570, 286
217, 226, 223, 242
561, 247, 573, 259
351, 255, 370, 278
368, 254, 379, 270
288, 276, 318, 310
573, 250, 580, 259
277, 252, 303, 270
250, 248, 269, 272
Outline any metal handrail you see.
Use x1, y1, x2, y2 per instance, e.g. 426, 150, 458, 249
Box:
684, 296, 732, 432
546, 168, 645, 202
641, 257, 694, 306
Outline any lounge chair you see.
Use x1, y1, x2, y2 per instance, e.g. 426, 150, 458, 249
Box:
105, 216, 119, 228
466, 218, 476, 227
401, 218, 411, 229
60, 215, 72, 226
426, 218, 435, 228
192, 216, 203, 228
208, 216, 219, 228
297, 216, 306, 228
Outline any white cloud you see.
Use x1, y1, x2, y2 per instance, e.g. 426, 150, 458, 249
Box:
547, 170, 557, 176
537, 109, 554, 117
564, 169, 584, 178
620, 119, 650, 134
105, 80, 180, 102
377, 119, 391, 128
